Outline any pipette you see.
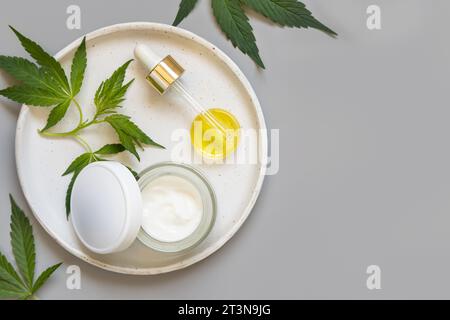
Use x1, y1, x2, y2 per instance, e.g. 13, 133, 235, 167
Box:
134, 44, 240, 160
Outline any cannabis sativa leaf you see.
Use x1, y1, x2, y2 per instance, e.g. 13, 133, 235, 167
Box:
212, 0, 264, 68
42, 99, 72, 131
173, 0, 199, 26
0, 29, 88, 130
63, 152, 99, 217
105, 114, 164, 160
94, 60, 134, 117
94, 144, 126, 155
173, 0, 337, 67
0, 56, 61, 93
31, 263, 62, 294
0, 196, 61, 300
0, 27, 165, 219
65, 172, 79, 218
0, 253, 28, 299
9, 26, 71, 94
10, 196, 35, 289
243, 0, 337, 35
70, 37, 87, 97
64, 144, 128, 217
63, 152, 98, 176
0, 85, 68, 107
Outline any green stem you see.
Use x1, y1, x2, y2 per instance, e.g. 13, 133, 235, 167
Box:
38, 102, 107, 152
74, 135, 92, 153
81, 118, 105, 128
40, 116, 105, 139
39, 131, 92, 153
40, 130, 77, 138
73, 98, 84, 127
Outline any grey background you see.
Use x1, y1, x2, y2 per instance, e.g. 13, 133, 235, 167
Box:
0, 0, 449, 299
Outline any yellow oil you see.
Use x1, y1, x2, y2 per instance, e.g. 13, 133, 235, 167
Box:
190, 108, 240, 160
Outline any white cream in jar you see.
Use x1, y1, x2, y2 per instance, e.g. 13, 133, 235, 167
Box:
71, 161, 216, 254
141, 175, 203, 243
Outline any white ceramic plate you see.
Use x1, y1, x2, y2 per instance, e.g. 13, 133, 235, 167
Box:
15, 22, 267, 274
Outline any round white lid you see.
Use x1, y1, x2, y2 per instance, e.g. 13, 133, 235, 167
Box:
70, 161, 142, 254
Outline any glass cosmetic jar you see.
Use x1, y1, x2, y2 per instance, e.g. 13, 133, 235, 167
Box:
70, 161, 216, 255
137, 162, 216, 253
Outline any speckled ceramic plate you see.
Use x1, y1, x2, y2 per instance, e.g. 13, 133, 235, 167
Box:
15, 22, 267, 274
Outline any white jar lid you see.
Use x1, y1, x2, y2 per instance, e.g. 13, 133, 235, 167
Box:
70, 161, 143, 254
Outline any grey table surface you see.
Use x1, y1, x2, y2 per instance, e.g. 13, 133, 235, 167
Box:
1, 0, 450, 299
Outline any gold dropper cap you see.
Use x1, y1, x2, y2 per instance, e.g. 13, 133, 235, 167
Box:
146, 55, 185, 95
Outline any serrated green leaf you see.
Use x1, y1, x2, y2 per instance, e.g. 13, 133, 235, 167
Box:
32, 263, 62, 294
101, 79, 133, 111
127, 166, 140, 180
0, 56, 63, 95
105, 114, 164, 160
62, 152, 96, 176
41, 99, 71, 131
70, 37, 87, 97
0, 56, 41, 85
0, 280, 29, 299
106, 119, 139, 160
0, 85, 68, 107
9, 26, 70, 94
86, 157, 138, 180
173, 0, 199, 26
64, 153, 98, 217
65, 172, 79, 218
0, 253, 28, 294
9, 196, 35, 290
212, 0, 264, 68
243, 0, 337, 35
1, 196, 62, 300
94, 60, 133, 116
95, 144, 126, 155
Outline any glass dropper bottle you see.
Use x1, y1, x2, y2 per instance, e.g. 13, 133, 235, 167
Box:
134, 44, 240, 160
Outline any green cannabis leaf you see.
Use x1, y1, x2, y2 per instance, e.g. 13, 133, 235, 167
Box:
0, 85, 68, 107
105, 114, 164, 161
31, 263, 62, 294
0, 196, 61, 300
243, 0, 337, 35
0, 56, 62, 94
94, 60, 134, 117
70, 37, 87, 97
94, 144, 126, 155
9, 26, 71, 94
65, 173, 79, 218
59, 58, 164, 217
0, 27, 80, 130
63, 144, 133, 217
212, 0, 264, 68
42, 99, 72, 131
10, 196, 36, 289
63, 152, 98, 217
173, 0, 337, 68
173, 0, 199, 26
0, 253, 29, 299
0, 27, 165, 218
63, 152, 99, 177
